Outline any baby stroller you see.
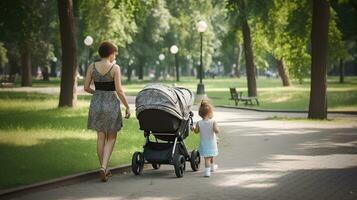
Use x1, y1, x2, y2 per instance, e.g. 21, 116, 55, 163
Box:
131, 84, 200, 178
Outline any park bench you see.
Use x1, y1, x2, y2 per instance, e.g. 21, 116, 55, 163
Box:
0, 75, 16, 88
229, 87, 259, 106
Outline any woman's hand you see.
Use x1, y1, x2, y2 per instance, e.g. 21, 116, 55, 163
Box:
125, 107, 131, 119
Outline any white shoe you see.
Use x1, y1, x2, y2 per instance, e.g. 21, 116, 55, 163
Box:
211, 164, 218, 172
204, 168, 211, 177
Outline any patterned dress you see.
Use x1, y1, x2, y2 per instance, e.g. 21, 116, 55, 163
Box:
87, 63, 122, 133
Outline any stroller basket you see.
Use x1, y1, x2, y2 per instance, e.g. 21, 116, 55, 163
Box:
143, 142, 184, 164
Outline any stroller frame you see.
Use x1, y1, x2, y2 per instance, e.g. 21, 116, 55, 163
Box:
132, 112, 200, 178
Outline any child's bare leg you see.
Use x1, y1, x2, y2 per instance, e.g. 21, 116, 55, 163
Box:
204, 157, 212, 177
205, 157, 212, 168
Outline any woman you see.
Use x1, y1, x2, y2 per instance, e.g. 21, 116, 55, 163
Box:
84, 41, 130, 182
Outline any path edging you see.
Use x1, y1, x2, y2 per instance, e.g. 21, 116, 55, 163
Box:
219, 105, 357, 115
0, 164, 136, 200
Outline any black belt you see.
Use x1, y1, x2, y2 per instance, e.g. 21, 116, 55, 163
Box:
94, 81, 115, 91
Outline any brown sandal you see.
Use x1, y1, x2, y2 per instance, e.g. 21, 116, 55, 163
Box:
106, 169, 112, 177
99, 167, 108, 182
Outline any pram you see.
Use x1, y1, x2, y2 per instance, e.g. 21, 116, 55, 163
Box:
131, 84, 200, 177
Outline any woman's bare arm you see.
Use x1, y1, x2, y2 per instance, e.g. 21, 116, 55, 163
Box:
84, 64, 95, 94
113, 65, 130, 118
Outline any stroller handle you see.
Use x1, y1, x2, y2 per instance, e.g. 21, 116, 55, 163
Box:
189, 111, 194, 127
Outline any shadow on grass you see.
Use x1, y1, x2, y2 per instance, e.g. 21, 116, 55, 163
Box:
0, 137, 98, 189
0, 134, 144, 190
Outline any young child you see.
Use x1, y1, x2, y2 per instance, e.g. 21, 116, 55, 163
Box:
191, 100, 219, 177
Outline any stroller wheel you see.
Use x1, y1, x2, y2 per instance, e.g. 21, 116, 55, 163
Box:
132, 152, 144, 175
190, 150, 200, 171
152, 163, 161, 170
174, 155, 186, 178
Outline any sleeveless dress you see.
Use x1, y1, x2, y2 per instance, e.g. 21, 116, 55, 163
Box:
198, 119, 218, 157
87, 63, 123, 133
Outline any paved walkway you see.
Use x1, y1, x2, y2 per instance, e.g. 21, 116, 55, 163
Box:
10, 107, 357, 200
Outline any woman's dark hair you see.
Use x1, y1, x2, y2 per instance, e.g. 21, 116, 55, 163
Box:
98, 41, 118, 58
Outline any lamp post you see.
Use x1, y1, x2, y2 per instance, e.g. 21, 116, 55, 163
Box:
196, 20, 207, 95
50, 57, 57, 77
170, 45, 179, 82
158, 53, 165, 79
84, 36, 93, 75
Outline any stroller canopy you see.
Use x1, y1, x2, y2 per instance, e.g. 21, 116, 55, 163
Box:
136, 84, 194, 120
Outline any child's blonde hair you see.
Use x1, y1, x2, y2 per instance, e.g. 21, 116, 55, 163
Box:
198, 100, 213, 118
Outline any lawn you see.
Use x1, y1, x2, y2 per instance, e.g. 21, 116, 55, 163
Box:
0, 92, 199, 189
12, 76, 357, 111
119, 76, 357, 111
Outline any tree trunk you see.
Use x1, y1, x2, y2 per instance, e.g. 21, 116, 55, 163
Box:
234, 44, 242, 78
57, 0, 78, 107
241, 9, 257, 97
127, 64, 132, 82
339, 58, 344, 83
175, 54, 179, 82
138, 65, 143, 80
308, 0, 329, 119
50, 61, 57, 77
137, 57, 144, 80
155, 64, 160, 80
276, 58, 291, 86
42, 67, 49, 81
21, 42, 32, 87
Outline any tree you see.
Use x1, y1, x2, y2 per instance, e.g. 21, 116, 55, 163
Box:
331, 1, 357, 82
58, 0, 78, 107
0, 0, 57, 85
308, 0, 330, 119
130, 0, 171, 80
227, 0, 258, 97
0, 42, 8, 72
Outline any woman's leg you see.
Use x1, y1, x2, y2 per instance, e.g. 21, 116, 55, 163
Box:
97, 132, 106, 166
101, 132, 117, 169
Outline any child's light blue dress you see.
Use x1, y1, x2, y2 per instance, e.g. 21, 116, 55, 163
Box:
198, 119, 218, 157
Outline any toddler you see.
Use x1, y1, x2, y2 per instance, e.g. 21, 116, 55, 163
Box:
191, 100, 219, 177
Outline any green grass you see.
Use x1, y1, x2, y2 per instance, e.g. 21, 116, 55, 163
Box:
11, 76, 357, 111
14, 77, 84, 87
0, 92, 199, 189
120, 76, 357, 111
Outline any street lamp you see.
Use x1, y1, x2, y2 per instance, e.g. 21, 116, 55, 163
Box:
159, 53, 165, 61
158, 53, 165, 79
84, 36, 93, 75
84, 36, 93, 47
170, 45, 179, 82
197, 20, 207, 95
51, 57, 58, 77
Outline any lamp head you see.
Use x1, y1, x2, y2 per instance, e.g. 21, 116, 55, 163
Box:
170, 45, 179, 54
84, 36, 93, 46
197, 20, 207, 33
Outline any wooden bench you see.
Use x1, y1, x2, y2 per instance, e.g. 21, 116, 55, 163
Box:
0, 75, 16, 88
229, 87, 259, 106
